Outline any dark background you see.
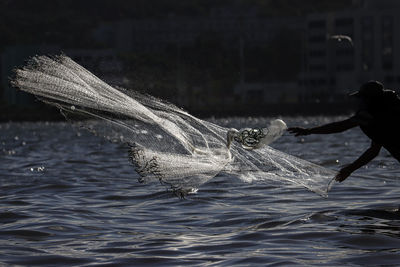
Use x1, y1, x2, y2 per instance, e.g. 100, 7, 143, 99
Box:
0, 0, 374, 120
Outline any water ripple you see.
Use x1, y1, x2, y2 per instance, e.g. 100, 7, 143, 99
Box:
1, 119, 400, 266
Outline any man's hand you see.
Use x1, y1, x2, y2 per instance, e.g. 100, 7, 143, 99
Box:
335, 142, 381, 183
335, 165, 353, 182
287, 127, 311, 136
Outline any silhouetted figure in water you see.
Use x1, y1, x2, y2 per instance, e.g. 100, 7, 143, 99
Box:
288, 81, 400, 182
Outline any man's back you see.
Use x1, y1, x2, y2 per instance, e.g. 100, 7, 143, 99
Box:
357, 90, 400, 161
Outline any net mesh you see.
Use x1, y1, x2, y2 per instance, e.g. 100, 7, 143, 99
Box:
12, 55, 337, 197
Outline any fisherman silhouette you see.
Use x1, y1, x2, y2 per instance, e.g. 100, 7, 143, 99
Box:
288, 81, 400, 182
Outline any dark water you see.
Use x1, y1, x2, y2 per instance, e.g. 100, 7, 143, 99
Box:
1, 117, 400, 266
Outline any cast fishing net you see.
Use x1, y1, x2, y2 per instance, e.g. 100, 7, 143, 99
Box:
12, 55, 336, 197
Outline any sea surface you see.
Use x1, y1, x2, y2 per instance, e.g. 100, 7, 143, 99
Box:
1, 117, 400, 266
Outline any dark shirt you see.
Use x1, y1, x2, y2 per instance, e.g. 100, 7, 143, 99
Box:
354, 90, 400, 162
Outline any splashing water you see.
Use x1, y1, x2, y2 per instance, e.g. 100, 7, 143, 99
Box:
12, 55, 337, 197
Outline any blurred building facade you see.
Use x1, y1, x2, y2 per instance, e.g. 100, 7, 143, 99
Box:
94, 8, 304, 52
300, 0, 400, 103
92, 8, 305, 108
234, 82, 298, 104
2, 7, 304, 111
5, 1, 400, 116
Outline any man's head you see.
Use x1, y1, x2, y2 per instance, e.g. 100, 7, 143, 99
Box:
349, 80, 384, 99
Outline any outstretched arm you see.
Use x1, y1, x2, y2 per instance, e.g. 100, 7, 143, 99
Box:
335, 141, 382, 182
288, 117, 359, 136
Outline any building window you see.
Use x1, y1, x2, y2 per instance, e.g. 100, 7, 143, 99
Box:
336, 48, 353, 57
309, 64, 326, 71
382, 16, 393, 70
335, 18, 354, 27
317, 79, 326, 85
336, 63, 354, 71
361, 16, 374, 71
309, 50, 326, 58
308, 35, 326, 43
308, 20, 326, 29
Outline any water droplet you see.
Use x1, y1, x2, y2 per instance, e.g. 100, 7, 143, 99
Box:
14, 136, 19, 141
30, 166, 45, 172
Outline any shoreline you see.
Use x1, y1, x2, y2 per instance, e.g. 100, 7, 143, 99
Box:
0, 101, 356, 122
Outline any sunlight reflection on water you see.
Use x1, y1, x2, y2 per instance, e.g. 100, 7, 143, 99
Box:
1, 117, 400, 266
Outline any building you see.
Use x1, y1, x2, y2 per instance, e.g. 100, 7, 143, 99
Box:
300, 0, 400, 102
0, 54, 2, 103
93, 8, 304, 53
92, 8, 305, 107
234, 82, 298, 104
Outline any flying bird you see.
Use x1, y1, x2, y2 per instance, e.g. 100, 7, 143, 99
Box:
328, 35, 353, 46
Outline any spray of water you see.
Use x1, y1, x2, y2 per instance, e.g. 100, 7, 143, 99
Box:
12, 55, 336, 197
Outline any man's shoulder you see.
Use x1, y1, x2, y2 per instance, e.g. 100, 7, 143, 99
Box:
382, 91, 400, 116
